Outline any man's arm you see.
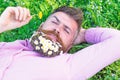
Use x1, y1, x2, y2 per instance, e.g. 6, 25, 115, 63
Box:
68, 28, 120, 79
0, 6, 32, 33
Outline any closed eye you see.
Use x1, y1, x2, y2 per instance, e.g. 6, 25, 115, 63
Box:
51, 21, 59, 25
64, 28, 70, 34
64, 25, 71, 34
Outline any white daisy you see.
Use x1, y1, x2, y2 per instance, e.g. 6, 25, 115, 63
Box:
35, 46, 40, 50
48, 51, 52, 55
34, 40, 39, 45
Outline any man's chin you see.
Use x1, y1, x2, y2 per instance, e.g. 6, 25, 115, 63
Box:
29, 31, 64, 57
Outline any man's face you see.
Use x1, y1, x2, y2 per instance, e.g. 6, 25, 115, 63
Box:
39, 12, 78, 52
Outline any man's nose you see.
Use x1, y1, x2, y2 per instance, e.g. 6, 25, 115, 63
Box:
54, 28, 60, 34
54, 24, 63, 34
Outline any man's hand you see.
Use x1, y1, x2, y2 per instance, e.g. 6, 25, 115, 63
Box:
73, 28, 86, 45
0, 6, 32, 33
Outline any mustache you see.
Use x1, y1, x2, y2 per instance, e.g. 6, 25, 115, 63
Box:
37, 28, 66, 52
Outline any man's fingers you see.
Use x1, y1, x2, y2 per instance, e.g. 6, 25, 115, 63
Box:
3, 7, 20, 20
23, 8, 27, 21
14, 7, 19, 20
27, 9, 31, 17
18, 16, 32, 28
15, 7, 31, 21
17, 6, 24, 21
24, 16, 32, 24
23, 8, 31, 21
1, 6, 32, 25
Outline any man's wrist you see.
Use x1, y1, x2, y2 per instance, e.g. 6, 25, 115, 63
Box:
73, 28, 86, 45
81, 29, 86, 43
77, 28, 86, 43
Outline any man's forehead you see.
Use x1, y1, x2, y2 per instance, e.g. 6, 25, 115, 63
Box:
49, 12, 78, 28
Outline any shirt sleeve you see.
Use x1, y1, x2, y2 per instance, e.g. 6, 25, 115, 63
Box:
0, 40, 32, 50
67, 28, 120, 79
85, 27, 120, 44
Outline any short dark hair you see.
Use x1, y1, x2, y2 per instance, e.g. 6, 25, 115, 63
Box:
52, 6, 83, 31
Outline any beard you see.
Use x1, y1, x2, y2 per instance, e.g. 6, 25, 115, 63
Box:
29, 28, 65, 57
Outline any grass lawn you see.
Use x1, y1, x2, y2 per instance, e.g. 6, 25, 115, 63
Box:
0, 0, 120, 79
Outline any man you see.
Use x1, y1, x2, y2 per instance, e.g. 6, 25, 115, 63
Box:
0, 6, 120, 80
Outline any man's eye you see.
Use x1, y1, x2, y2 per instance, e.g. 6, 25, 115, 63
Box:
51, 21, 58, 25
64, 28, 70, 34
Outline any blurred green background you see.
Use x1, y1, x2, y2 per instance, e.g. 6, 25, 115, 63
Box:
0, 0, 120, 80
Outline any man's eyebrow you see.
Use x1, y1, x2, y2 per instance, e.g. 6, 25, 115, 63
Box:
53, 16, 72, 33
53, 16, 60, 23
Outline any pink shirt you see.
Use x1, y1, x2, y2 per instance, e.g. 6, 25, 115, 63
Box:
0, 28, 120, 80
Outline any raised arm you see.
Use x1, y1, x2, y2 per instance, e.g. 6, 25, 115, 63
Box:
68, 28, 120, 79
0, 6, 32, 33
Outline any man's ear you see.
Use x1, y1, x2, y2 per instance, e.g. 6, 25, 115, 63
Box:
37, 22, 44, 31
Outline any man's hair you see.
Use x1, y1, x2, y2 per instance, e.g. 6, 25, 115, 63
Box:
52, 6, 83, 31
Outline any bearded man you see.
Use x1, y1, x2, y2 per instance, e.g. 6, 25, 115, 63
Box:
0, 6, 120, 80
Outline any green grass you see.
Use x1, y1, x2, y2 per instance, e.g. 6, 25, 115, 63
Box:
0, 0, 120, 79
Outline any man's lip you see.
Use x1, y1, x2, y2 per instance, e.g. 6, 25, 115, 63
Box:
47, 34, 57, 42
